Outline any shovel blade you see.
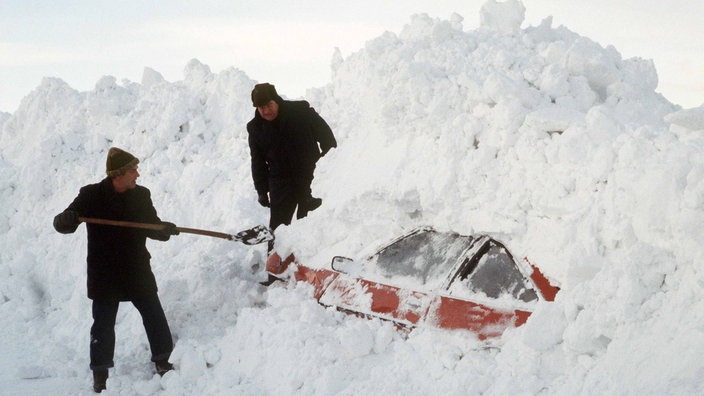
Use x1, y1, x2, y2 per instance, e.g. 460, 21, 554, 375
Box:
234, 225, 274, 245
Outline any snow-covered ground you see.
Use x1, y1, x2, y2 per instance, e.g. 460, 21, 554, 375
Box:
2, 1, 704, 394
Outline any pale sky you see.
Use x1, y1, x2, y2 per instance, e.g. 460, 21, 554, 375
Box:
0, 0, 702, 113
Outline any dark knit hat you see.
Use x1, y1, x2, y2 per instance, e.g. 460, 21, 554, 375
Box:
106, 147, 139, 177
251, 83, 282, 107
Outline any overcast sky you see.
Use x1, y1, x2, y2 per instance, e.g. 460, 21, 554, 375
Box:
0, 0, 702, 113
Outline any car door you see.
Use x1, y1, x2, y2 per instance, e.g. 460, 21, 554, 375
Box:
422, 237, 537, 338
318, 228, 471, 327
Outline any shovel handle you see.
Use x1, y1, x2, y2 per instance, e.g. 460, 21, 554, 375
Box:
78, 217, 235, 240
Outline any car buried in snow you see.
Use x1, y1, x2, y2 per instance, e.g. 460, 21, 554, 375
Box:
266, 227, 559, 340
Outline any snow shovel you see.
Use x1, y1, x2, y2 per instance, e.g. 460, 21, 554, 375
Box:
78, 217, 273, 245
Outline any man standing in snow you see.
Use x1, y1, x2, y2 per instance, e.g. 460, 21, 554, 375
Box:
247, 82, 337, 231
53, 147, 178, 393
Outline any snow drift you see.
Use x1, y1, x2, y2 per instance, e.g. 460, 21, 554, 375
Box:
2, 0, 704, 394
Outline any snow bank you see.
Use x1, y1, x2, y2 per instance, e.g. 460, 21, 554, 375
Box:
2, 0, 704, 394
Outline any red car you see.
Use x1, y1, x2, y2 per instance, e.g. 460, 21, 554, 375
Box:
266, 227, 559, 339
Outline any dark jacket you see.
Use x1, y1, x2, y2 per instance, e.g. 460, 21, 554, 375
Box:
54, 178, 169, 301
247, 100, 336, 204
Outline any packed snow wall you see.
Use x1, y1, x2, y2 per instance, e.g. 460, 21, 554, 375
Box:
2, 1, 704, 393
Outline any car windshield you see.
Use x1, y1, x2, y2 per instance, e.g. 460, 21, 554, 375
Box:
363, 229, 472, 289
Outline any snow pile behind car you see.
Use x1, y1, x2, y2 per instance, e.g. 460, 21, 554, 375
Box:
1, 0, 704, 394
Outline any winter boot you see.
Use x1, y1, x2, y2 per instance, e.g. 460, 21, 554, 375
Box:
306, 196, 323, 212
155, 359, 174, 376
92, 369, 108, 393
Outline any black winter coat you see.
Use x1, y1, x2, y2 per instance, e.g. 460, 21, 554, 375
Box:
54, 178, 169, 301
247, 100, 336, 204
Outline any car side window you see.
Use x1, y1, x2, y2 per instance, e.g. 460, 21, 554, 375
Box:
456, 240, 538, 303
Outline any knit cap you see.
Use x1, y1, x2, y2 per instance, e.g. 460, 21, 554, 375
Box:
106, 147, 139, 177
251, 83, 282, 107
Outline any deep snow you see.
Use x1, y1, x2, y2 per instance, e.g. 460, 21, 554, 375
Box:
2, 0, 704, 394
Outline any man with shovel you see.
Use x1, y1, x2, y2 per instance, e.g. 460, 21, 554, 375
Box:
53, 147, 178, 393
247, 82, 337, 231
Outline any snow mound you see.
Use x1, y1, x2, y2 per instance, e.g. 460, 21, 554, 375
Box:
480, 0, 525, 34
1, 1, 703, 394
666, 106, 704, 131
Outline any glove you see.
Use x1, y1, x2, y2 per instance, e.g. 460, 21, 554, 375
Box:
53, 210, 80, 233
257, 192, 270, 208
161, 221, 179, 236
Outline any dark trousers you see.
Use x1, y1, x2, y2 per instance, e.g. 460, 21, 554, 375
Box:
269, 195, 308, 231
89, 294, 173, 371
